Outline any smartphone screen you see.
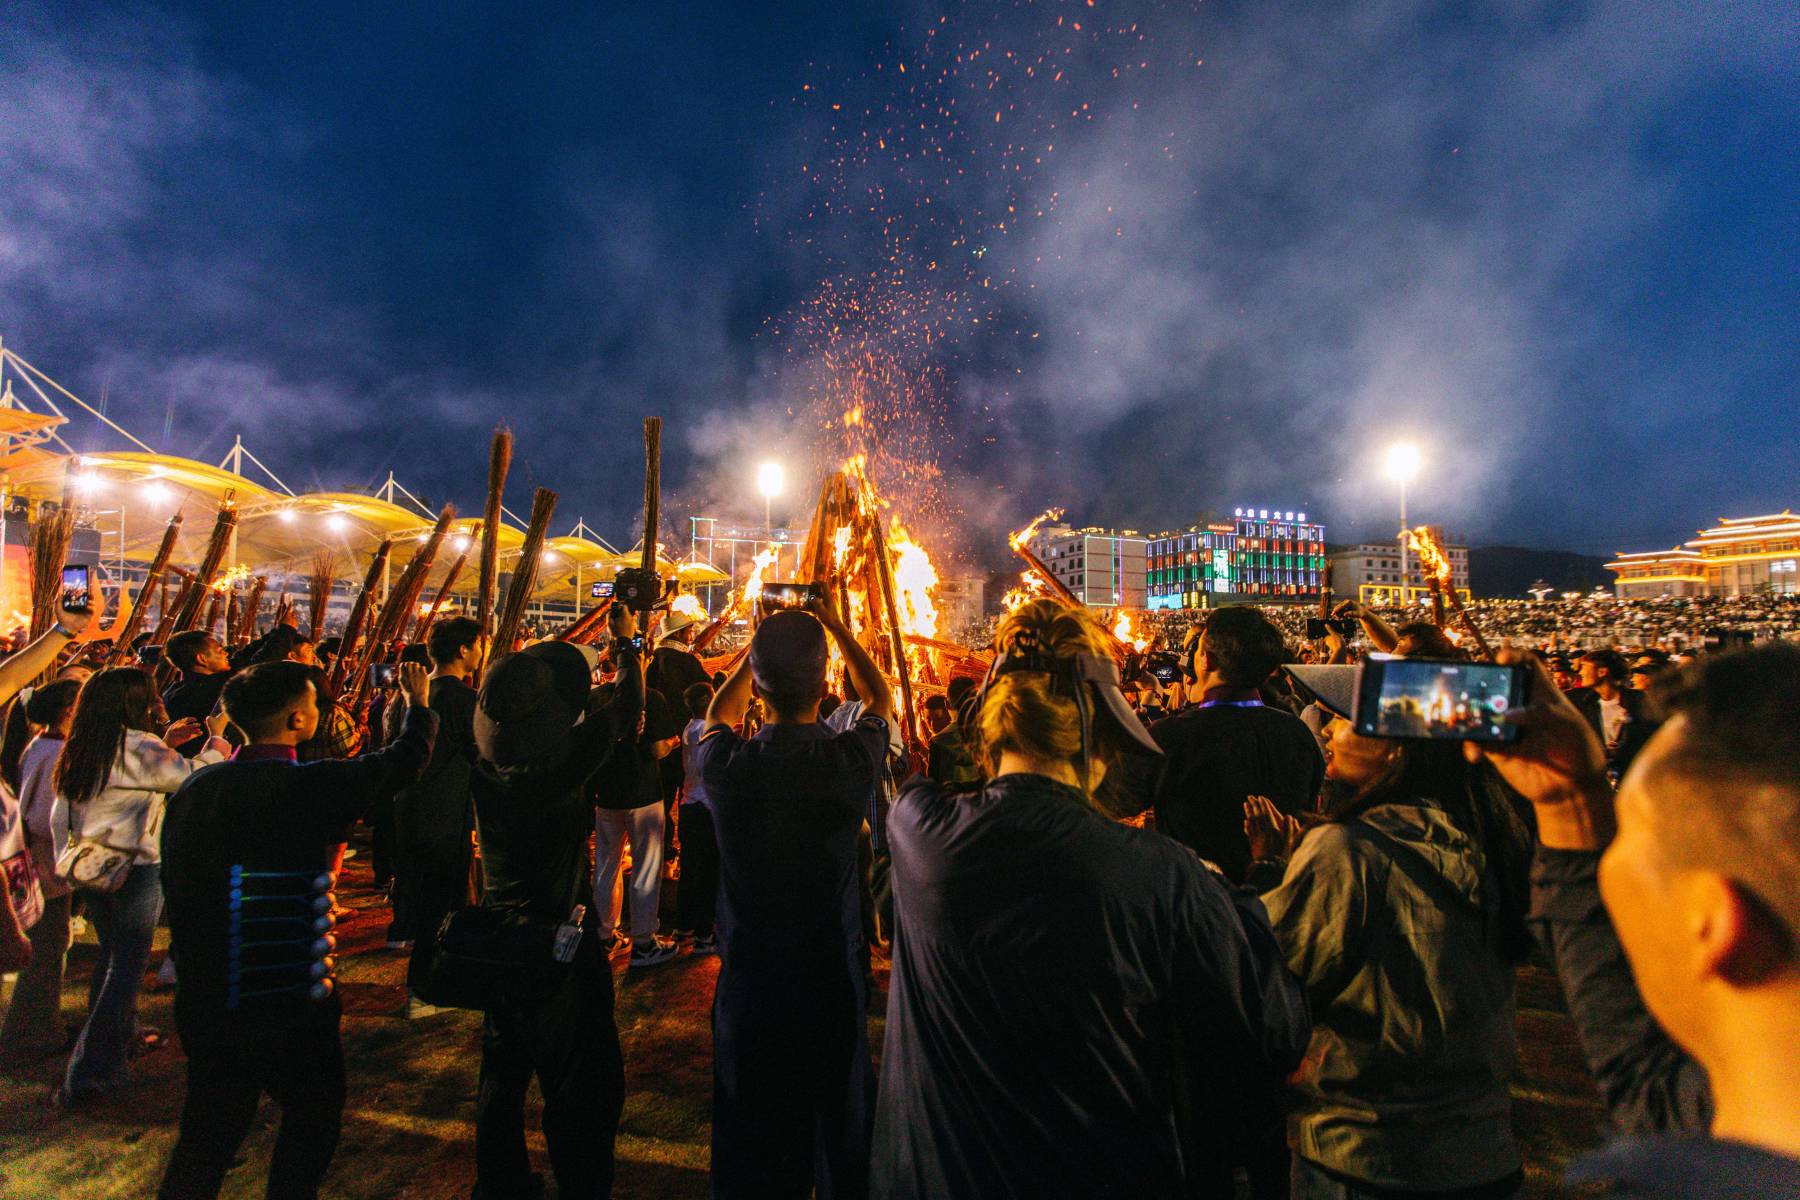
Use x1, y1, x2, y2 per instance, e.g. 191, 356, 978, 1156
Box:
1354, 657, 1525, 743
591, 580, 615, 599
60, 564, 91, 613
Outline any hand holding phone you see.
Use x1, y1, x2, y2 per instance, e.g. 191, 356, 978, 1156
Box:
1354, 657, 1528, 744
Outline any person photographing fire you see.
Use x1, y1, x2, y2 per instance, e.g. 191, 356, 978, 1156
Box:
695, 583, 893, 1200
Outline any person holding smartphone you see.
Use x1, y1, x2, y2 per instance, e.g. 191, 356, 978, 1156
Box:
1243, 683, 1537, 1199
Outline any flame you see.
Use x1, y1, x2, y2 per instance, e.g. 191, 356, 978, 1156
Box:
670, 592, 706, 622
888, 518, 939, 640
1008, 506, 1063, 553
1112, 609, 1150, 653
832, 526, 853, 571
1406, 526, 1454, 587
740, 546, 780, 609
209, 564, 252, 592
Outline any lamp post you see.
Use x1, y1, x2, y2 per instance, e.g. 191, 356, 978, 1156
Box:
1384, 443, 1421, 607
756, 461, 784, 572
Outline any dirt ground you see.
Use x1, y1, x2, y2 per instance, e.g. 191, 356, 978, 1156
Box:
0, 851, 1608, 1199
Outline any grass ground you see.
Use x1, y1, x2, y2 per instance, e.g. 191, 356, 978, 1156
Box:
1, 850, 1605, 1198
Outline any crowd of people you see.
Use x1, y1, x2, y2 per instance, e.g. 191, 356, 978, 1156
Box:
1, 576, 1797, 1199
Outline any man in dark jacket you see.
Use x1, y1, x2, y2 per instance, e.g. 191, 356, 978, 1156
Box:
1138, 607, 1323, 881
163, 621, 301, 750
157, 659, 436, 1200
926, 675, 980, 787
1569, 649, 1659, 777
391, 616, 486, 1016
1473, 646, 1800, 1196
467, 607, 643, 1200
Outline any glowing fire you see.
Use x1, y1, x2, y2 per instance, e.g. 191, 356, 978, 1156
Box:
1406, 526, 1454, 588
832, 526, 853, 572
209, 564, 252, 592
888, 518, 939, 641
739, 546, 780, 610
669, 592, 706, 622
1112, 610, 1150, 653
1001, 507, 1064, 611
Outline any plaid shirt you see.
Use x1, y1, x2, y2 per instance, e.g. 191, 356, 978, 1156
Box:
297, 705, 364, 763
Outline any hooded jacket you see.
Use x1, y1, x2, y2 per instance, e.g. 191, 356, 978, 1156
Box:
1260, 801, 1522, 1192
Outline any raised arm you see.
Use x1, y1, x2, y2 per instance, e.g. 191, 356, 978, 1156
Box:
810, 591, 893, 725
1468, 649, 1712, 1134
0, 588, 95, 706
1334, 600, 1397, 655
705, 656, 753, 733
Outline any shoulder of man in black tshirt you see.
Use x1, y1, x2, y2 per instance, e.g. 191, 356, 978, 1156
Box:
1122, 702, 1325, 882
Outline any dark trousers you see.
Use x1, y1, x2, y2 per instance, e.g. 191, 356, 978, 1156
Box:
711, 967, 872, 1200
674, 802, 718, 936
476, 935, 624, 1199
158, 1023, 345, 1200
400, 857, 472, 993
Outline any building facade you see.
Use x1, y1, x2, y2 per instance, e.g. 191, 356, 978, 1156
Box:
1607, 511, 1800, 598
1145, 507, 1326, 609
1032, 525, 1149, 608
934, 575, 988, 638
1327, 530, 1470, 605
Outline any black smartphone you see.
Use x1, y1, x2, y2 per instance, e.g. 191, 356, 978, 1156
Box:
1353, 657, 1527, 744
369, 663, 396, 689
1306, 617, 1354, 640
624, 633, 645, 652
1145, 652, 1184, 685
591, 580, 615, 600
60, 564, 91, 613
758, 581, 820, 611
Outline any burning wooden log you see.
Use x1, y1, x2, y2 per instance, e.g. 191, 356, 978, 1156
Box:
107, 513, 183, 667
1408, 526, 1492, 660
866, 508, 918, 751
327, 539, 391, 695
411, 548, 468, 643
1006, 509, 1078, 607
477, 427, 512, 632
492, 488, 557, 653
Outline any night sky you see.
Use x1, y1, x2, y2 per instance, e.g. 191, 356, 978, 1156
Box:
3, 2, 1795, 564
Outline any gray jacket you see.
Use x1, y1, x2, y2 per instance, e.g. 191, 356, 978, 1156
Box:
1261, 802, 1522, 1191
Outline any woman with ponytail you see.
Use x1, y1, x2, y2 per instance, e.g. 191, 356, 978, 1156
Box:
871, 599, 1311, 1199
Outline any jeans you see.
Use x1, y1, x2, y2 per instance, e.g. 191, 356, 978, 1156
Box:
1291, 1157, 1521, 1200
158, 1022, 345, 1200
0, 891, 72, 1058
63, 862, 162, 1098
594, 803, 664, 941
674, 802, 717, 937
476, 931, 623, 1199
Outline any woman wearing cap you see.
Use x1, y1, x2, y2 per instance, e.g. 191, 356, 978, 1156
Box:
1249, 664, 1537, 1200
871, 599, 1310, 1199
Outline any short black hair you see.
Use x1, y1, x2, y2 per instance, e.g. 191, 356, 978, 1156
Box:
1581, 649, 1630, 683
946, 675, 977, 708
683, 681, 714, 717
923, 694, 950, 712
399, 642, 432, 667
428, 616, 484, 667
222, 661, 317, 739
1394, 621, 1464, 659
166, 629, 219, 674
1199, 607, 1288, 688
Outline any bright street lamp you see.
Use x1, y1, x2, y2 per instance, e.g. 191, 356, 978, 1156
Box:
1384, 443, 1422, 605
756, 461, 784, 536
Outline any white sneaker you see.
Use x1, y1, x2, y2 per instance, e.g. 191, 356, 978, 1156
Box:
405, 995, 451, 1020
629, 936, 679, 969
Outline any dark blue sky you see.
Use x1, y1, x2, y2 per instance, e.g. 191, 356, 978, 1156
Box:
2, 1, 1795, 563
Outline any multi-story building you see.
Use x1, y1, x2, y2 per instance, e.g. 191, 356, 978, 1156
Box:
934, 575, 987, 637
1146, 507, 1326, 609
1031, 525, 1148, 608
1607, 510, 1800, 598
1327, 529, 1470, 605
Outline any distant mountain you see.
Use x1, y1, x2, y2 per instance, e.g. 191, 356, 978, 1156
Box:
1470, 546, 1613, 598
